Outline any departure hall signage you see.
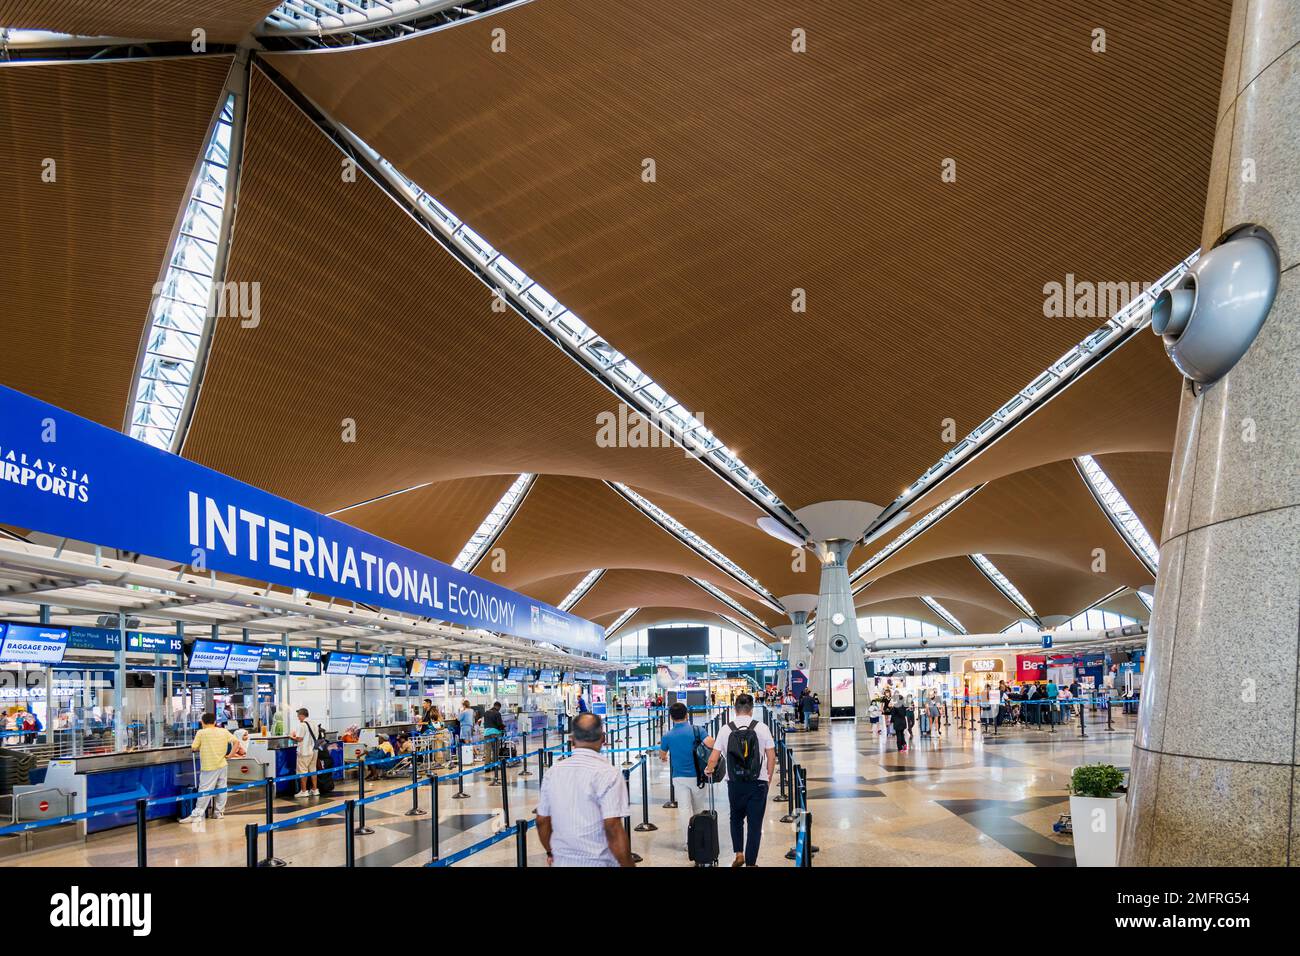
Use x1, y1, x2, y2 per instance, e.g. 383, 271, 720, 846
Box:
0, 386, 604, 655
0, 622, 69, 664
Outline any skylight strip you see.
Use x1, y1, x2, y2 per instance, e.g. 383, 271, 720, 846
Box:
867, 250, 1201, 538
970, 554, 1038, 620
559, 569, 604, 612
1136, 589, 1155, 612
128, 95, 236, 450
605, 607, 638, 637
260, 1, 518, 43
452, 473, 534, 572
850, 486, 980, 585
691, 578, 775, 636
327, 121, 802, 536
1075, 455, 1160, 574
920, 596, 966, 634
608, 483, 776, 605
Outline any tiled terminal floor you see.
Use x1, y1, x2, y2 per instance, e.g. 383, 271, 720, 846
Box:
5, 712, 1136, 867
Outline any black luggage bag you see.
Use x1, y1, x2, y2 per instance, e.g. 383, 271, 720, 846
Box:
687, 781, 720, 867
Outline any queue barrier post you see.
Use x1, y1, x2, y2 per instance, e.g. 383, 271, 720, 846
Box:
622, 766, 643, 863
429, 774, 441, 864
518, 734, 533, 777
135, 798, 148, 868
779, 745, 796, 823
800, 810, 814, 868
515, 818, 529, 867
406, 747, 427, 816
498, 752, 511, 831
1106, 696, 1115, 731
344, 800, 357, 867
453, 737, 470, 799
774, 735, 789, 802
635, 757, 657, 832
245, 822, 258, 868
354, 757, 375, 835
260, 778, 286, 865
663, 774, 678, 810
1078, 700, 1087, 738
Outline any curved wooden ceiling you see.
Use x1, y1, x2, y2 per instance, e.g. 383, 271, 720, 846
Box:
0, 1, 278, 41
855, 556, 1022, 623
862, 458, 1154, 591
0, 56, 231, 427
269, 0, 1227, 510
182, 67, 760, 523
569, 569, 744, 624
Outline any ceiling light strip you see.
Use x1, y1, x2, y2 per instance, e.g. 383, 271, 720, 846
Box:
850, 486, 981, 586
453, 473, 534, 572
970, 553, 1038, 621
920, 595, 966, 634
607, 482, 777, 606
1074, 455, 1160, 575
865, 250, 1201, 541
259, 0, 506, 41
320, 118, 803, 537
605, 607, 638, 637
126, 80, 245, 452
690, 578, 776, 637
558, 569, 604, 612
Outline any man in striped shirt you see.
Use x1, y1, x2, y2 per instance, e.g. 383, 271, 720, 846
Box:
536, 713, 635, 867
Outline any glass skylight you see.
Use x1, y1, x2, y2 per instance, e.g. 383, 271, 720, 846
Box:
920, 596, 966, 634
452, 473, 534, 572
610, 483, 776, 604
850, 488, 979, 584
128, 94, 235, 451
558, 569, 603, 612
605, 607, 638, 637
692, 578, 774, 636
1076, 455, 1160, 574
971, 553, 1037, 620
1136, 589, 1155, 612
871, 250, 1200, 534
260, 1, 485, 39
332, 124, 802, 536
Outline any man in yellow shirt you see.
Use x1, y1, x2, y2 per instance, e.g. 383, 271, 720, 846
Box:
182, 712, 241, 823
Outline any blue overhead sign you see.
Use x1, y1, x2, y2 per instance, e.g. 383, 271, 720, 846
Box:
0, 385, 604, 655
1041, 634, 1053, 649
0, 622, 69, 664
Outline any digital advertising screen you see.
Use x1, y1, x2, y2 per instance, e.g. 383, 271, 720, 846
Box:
322, 652, 354, 675
829, 667, 855, 709
225, 642, 266, 672
0, 623, 70, 664
646, 626, 709, 658
186, 640, 232, 671
655, 662, 688, 690
409, 658, 427, 678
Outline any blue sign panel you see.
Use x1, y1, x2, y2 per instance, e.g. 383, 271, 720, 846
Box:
0, 386, 603, 654
186, 640, 231, 670
127, 633, 184, 656
0, 622, 69, 664
225, 643, 265, 672
1041, 634, 1053, 649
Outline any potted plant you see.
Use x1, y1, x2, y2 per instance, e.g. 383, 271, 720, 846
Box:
1069, 764, 1127, 866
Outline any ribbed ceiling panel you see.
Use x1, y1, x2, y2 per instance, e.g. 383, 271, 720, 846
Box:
0, 56, 231, 427
328, 474, 517, 566
469, 475, 768, 608
0, 1, 279, 41
1096, 590, 1151, 623
865, 335, 1182, 563
269, 0, 1228, 509
626, 485, 820, 598
983, 553, 1127, 620
1092, 451, 1173, 544
182, 67, 761, 521
863, 459, 1153, 590
854, 556, 1022, 623
570, 569, 737, 623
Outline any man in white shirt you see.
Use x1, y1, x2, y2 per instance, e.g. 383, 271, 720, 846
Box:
536, 713, 634, 867
289, 707, 318, 798
703, 693, 776, 867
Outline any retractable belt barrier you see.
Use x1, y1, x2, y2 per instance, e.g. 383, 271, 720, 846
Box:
426, 817, 537, 867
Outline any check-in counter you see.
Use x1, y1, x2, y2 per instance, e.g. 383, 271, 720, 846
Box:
228, 735, 297, 802
43, 746, 198, 834
368, 722, 418, 740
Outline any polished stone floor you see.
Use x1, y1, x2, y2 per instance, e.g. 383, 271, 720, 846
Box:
3, 710, 1136, 867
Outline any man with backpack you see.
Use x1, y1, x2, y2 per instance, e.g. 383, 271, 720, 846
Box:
657, 701, 717, 853
702, 693, 776, 867
289, 707, 318, 798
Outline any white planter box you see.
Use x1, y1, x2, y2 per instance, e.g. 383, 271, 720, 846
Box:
1069, 793, 1127, 866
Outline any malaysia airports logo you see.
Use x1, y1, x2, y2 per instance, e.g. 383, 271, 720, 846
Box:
0, 442, 90, 503
530, 605, 541, 633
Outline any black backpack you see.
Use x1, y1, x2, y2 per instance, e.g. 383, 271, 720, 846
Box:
724, 720, 763, 782
692, 726, 724, 786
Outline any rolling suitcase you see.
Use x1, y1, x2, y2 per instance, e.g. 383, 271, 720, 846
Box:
687, 782, 720, 867
806, 714, 819, 731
